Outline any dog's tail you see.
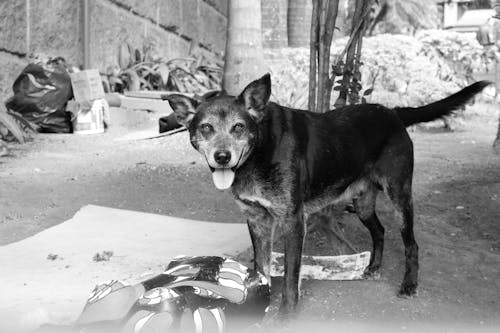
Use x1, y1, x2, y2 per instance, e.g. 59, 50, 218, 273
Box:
395, 81, 491, 127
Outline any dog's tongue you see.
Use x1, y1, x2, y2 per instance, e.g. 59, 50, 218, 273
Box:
212, 169, 235, 190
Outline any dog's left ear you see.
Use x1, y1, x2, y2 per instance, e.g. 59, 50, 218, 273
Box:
238, 73, 271, 122
163, 94, 199, 127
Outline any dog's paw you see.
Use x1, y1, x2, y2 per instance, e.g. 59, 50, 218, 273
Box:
397, 282, 418, 298
276, 300, 300, 321
362, 266, 381, 280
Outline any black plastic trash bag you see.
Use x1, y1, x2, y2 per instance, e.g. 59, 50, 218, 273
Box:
159, 113, 182, 133
5, 58, 74, 133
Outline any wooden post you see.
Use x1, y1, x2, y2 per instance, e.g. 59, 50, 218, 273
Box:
26, 0, 30, 55
81, 0, 91, 69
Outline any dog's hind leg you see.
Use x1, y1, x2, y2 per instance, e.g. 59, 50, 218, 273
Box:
385, 177, 419, 297
375, 130, 419, 296
280, 210, 305, 314
354, 183, 385, 279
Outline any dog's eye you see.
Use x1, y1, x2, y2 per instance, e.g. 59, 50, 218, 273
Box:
232, 123, 245, 132
200, 123, 213, 133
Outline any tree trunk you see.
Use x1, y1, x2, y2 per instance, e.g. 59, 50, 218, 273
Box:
494, 0, 500, 153
308, 0, 340, 113
262, 0, 288, 48
223, 0, 266, 95
287, 0, 313, 47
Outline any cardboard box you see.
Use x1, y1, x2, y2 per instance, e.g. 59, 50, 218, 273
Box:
70, 69, 105, 103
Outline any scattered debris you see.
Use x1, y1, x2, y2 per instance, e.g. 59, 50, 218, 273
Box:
93, 250, 114, 262
46, 253, 61, 261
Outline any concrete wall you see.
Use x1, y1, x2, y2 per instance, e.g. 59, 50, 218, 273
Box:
0, 1, 28, 56
101, 0, 228, 59
89, 0, 193, 70
0, 0, 227, 101
0, 55, 28, 102
0, 0, 28, 100
30, 0, 84, 65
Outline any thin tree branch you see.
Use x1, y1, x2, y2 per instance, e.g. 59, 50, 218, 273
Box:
317, 0, 329, 113
334, 0, 371, 107
309, 0, 320, 112
321, 0, 339, 112
333, 6, 371, 64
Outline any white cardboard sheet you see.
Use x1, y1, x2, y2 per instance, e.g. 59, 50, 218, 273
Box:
0, 205, 250, 331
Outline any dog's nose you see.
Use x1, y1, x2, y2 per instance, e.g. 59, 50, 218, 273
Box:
214, 150, 231, 165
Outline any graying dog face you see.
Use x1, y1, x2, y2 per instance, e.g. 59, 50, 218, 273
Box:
165, 74, 271, 190
189, 96, 256, 171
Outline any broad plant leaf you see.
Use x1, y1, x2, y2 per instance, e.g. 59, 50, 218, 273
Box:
363, 88, 374, 96
0, 110, 25, 143
156, 63, 170, 86
117, 42, 132, 69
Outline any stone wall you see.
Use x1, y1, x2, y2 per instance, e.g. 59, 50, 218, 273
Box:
0, 0, 227, 101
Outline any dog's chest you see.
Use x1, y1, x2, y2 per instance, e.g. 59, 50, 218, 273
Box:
234, 181, 274, 208
232, 179, 287, 217
237, 191, 273, 209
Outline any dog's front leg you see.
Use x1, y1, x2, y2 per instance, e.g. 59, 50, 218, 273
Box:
280, 210, 305, 315
247, 213, 275, 281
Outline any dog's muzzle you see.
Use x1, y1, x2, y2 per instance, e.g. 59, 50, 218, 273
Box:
214, 150, 231, 166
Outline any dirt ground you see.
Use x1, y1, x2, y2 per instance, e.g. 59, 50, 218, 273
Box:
1, 103, 500, 330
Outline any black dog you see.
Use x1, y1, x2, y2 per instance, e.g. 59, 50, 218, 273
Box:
165, 75, 489, 314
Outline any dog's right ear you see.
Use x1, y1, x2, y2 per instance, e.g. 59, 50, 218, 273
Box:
162, 94, 199, 127
238, 73, 271, 122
